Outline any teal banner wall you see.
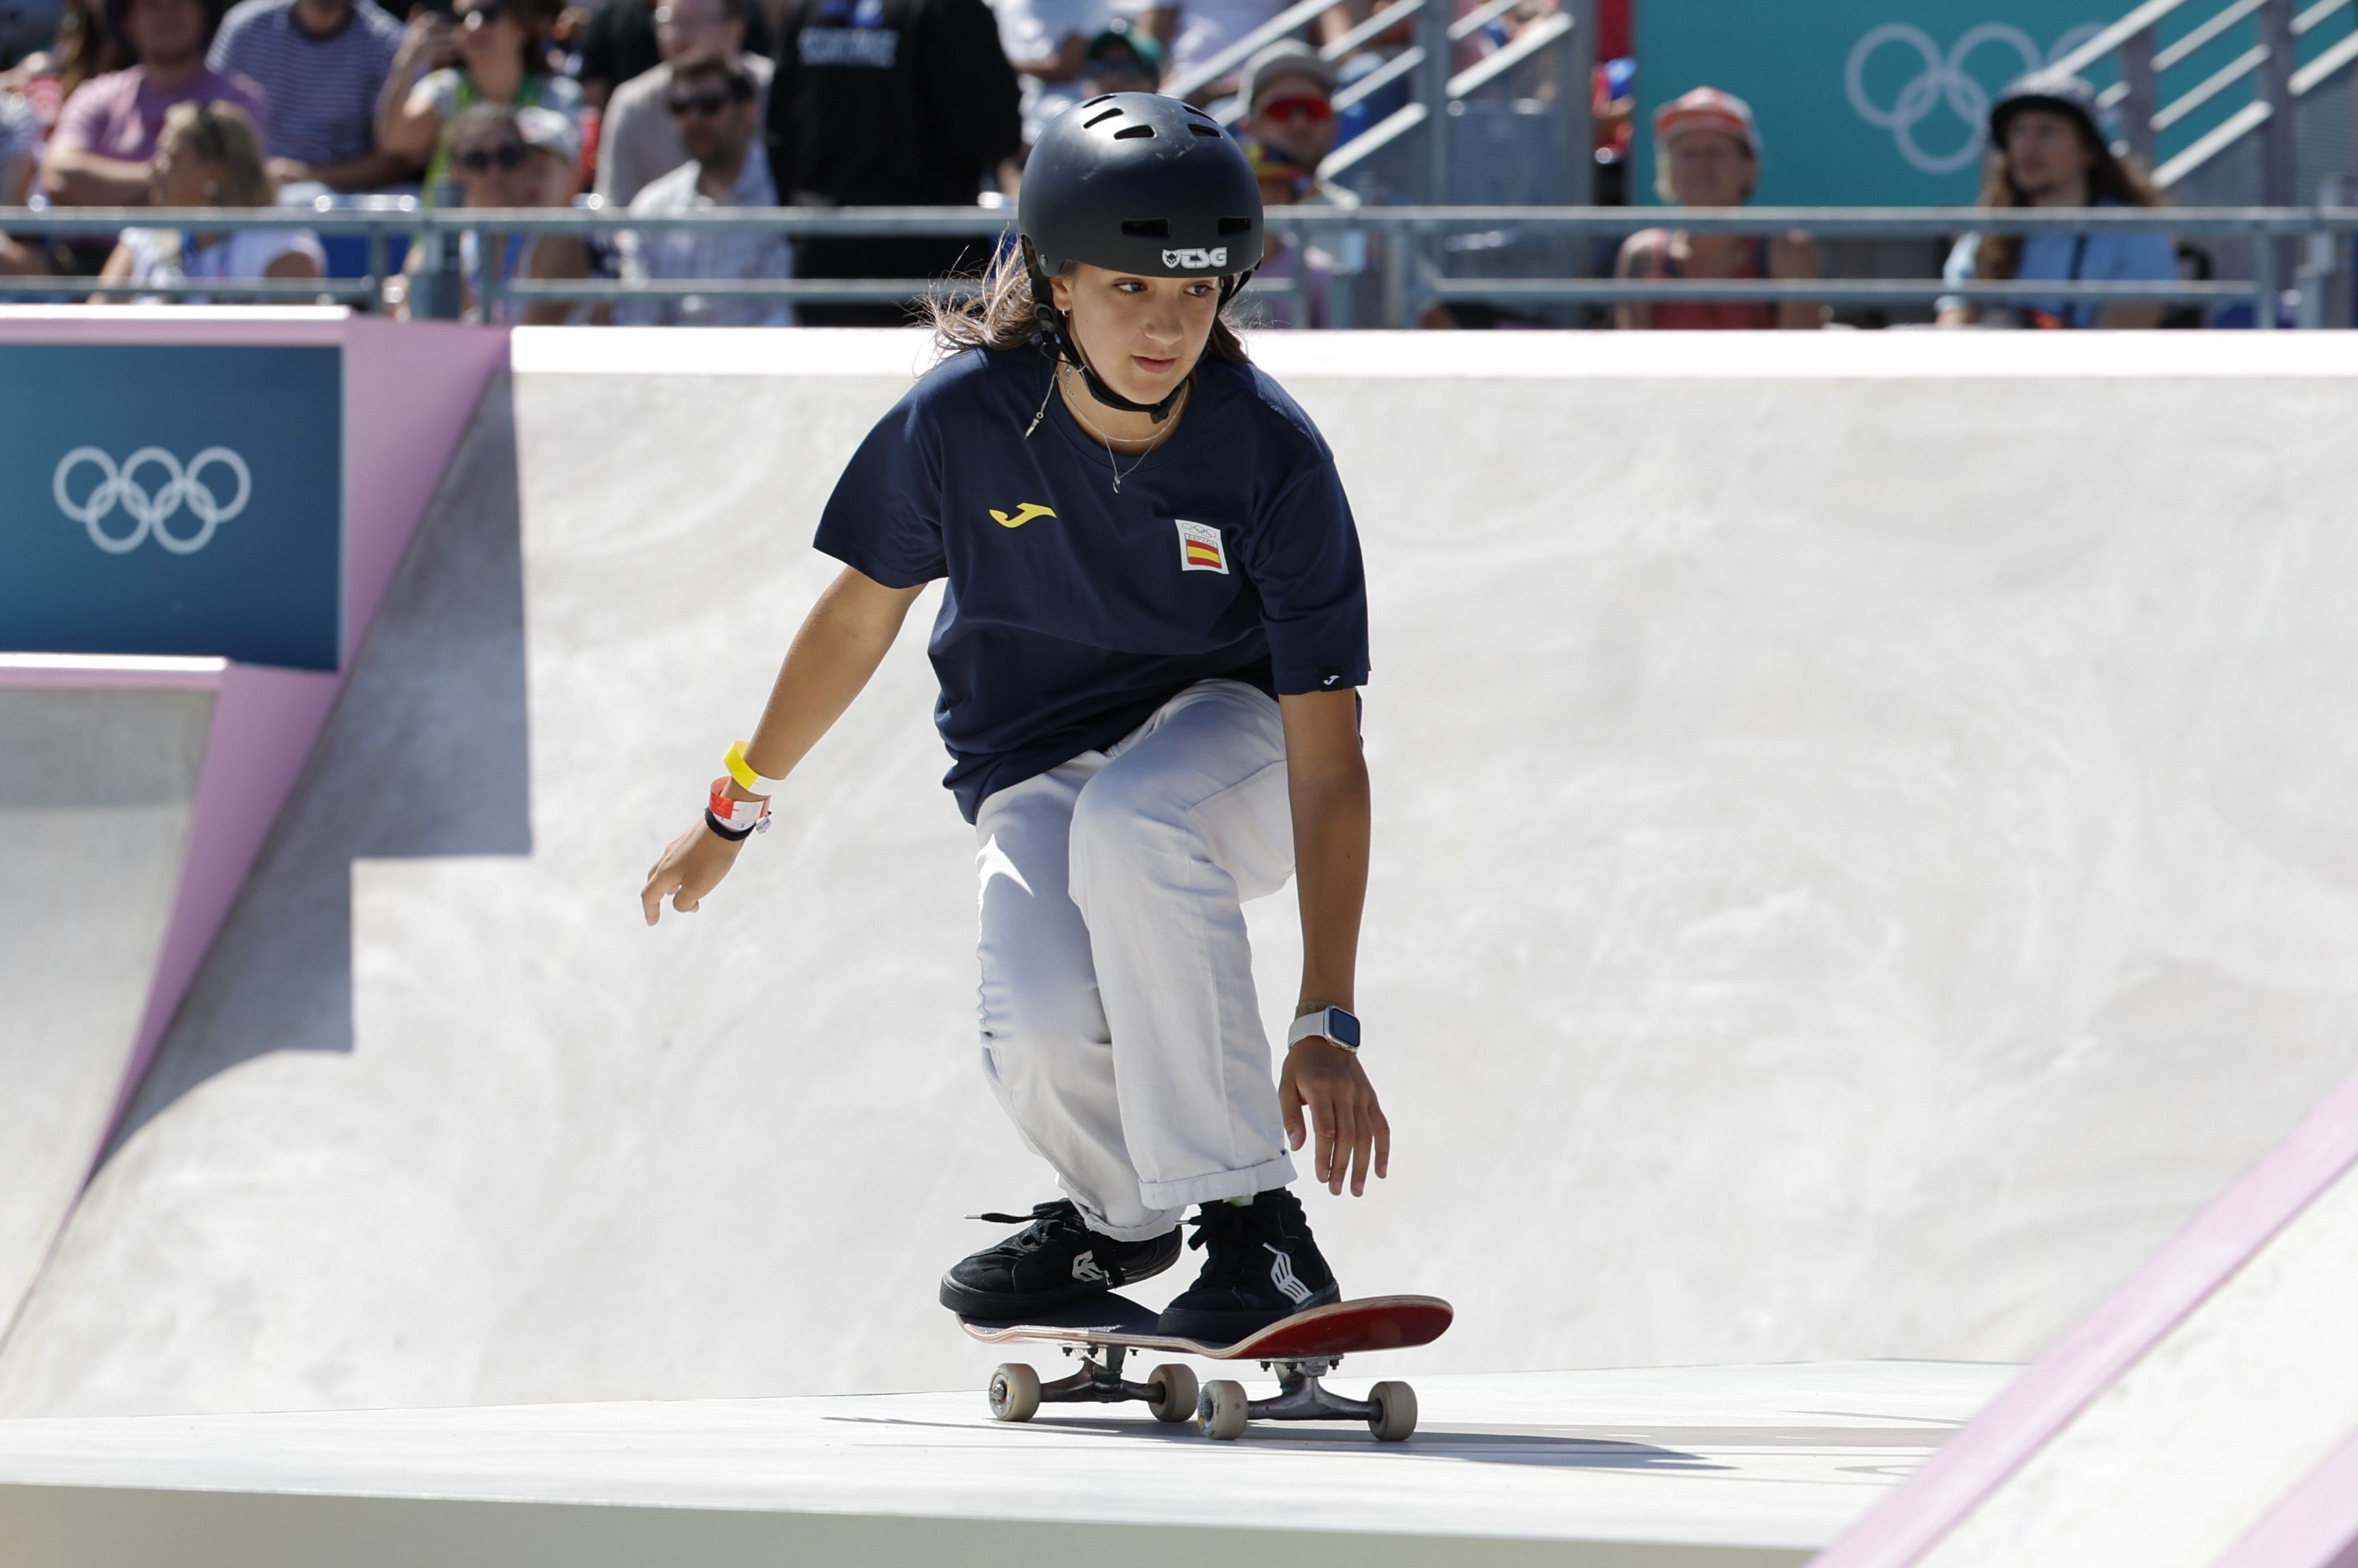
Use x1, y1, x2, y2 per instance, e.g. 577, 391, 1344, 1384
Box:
1636, 3, 2114, 206
0, 345, 343, 670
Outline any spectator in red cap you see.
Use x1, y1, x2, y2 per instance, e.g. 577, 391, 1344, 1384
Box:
1614, 86, 1821, 330
1237, 42, 1335, 184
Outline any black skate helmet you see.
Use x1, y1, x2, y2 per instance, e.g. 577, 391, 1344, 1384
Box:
1018, 92, 1263, 421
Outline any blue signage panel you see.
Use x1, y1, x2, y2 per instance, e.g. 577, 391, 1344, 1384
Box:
0, 345, 343, 671
1636, 2, 2118, 206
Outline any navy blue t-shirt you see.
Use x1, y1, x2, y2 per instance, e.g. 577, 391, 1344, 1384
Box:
814, 345, 1370, 822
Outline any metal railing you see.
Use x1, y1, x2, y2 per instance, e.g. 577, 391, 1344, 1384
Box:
1, 204, 2349, 327
2056, 0, 2358, 194
1155, 0, 1595, 206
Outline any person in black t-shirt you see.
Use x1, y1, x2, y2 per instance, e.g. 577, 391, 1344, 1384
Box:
644, 95, 1385, 1341
762, 0, 1019, 324
576, 0, 768, 106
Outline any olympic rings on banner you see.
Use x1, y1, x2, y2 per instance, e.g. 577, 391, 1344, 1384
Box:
1845, 22, 2105, 175
52, 446, 253, 555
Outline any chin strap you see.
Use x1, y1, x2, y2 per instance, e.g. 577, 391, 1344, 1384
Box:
1026, 243, 1256, 425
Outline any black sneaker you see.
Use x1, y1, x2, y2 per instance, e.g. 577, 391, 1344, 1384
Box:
938, 1200, 1182, 1318
1155, 1188, 1341, 1342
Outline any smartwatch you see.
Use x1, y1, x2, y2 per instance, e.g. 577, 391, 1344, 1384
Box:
1286, 1005, 1361, 1053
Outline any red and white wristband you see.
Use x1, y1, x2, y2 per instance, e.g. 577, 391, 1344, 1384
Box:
705, 777, 772, 843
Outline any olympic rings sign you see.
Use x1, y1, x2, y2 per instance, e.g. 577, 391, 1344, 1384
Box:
1845, 22, 2102, 175
52, 446, 253, 555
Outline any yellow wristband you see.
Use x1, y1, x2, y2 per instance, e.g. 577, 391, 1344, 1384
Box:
724, 741, 787, 797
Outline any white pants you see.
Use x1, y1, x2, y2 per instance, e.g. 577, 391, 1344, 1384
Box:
973, 679, 1298, 1242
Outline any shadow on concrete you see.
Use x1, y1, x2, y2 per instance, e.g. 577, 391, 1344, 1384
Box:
104, 373, 531, 1157
822, 1414, 1730, 1470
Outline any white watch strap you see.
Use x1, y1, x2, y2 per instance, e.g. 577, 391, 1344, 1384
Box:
1287, 1009, 1356, 1052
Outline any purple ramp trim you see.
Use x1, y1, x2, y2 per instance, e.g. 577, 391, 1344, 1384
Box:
103, 662, 339, 1134
342, 319, 510, 665
1813, 1064, 2358, 1568
2215, 1424, 2358, 1568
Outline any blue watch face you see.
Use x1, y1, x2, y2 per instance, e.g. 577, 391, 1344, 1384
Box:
1328, 1007, 1361, 1049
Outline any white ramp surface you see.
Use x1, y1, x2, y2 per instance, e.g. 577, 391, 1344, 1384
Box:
0, 672, 213, 1336
5, 332, 2358, 1416
0, 1360, 2013, 1567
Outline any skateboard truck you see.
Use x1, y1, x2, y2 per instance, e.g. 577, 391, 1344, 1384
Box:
989, 1343, 1199, 1425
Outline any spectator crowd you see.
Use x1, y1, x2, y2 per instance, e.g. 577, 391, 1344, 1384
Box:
0, 0, 2193, 328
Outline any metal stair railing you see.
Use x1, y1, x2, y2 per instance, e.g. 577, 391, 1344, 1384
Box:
1154, 0, 1594, 207
2052, 0, 2358, 197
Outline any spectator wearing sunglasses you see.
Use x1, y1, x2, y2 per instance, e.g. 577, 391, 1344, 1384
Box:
97, 101, 324, 299
396, 101, 591, 321
377, 0, 581, 197
618, 48, 789, 324
1237, 42, 1335, 190
593, 0, 770, 208
42, 0, 269, 208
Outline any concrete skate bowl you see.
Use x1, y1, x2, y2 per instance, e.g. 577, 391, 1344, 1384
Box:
6, 329, 2358, 1419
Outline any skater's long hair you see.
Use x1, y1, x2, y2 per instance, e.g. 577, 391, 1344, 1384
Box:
1971, 119, 2163, 284
926, 243, 1250, 365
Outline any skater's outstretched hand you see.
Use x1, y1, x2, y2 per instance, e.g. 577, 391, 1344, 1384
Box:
641, 819, 746, 922
1282, 1040, 1390, 1197
637, 568, 925, 927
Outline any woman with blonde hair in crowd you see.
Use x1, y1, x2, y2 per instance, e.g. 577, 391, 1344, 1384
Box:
376, 0, 581, 197
1614, 86, 1822, 330
94, 100, 324, 299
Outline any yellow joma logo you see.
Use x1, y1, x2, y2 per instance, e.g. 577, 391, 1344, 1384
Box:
991, 502, 1057, 529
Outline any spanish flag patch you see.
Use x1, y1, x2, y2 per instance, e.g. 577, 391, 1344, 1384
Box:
1176, 519, 1229, 575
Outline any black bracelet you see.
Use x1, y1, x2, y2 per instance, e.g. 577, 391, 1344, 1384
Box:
703, 807, 755, 843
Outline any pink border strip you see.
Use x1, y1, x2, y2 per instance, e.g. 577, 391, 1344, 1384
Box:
1814, 1065, 2358, 1567
2216, 1425, 2358, 1568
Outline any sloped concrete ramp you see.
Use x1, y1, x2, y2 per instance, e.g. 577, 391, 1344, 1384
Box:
0, 668, 214, 1338
5, 331, 2358, 1423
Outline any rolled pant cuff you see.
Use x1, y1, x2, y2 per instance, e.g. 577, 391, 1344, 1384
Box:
1138, 1151, 1297, 1211
1065, 1192, 1187, 1244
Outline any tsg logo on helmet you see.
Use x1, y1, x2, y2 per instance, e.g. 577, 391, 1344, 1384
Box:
1162, 247, 1227, 271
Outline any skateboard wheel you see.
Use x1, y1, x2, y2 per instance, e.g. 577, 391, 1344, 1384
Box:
1198, 1379, 1249, 1441
1367, 1380, 1417, 1441
988, 1362, 1041, 1423
1147, 1363, 1198, 1423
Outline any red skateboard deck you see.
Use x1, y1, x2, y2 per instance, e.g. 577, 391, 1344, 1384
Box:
959, 1293, 1452, 1360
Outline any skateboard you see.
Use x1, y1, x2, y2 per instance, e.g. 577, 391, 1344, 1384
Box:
959, 1294, 1453, 1441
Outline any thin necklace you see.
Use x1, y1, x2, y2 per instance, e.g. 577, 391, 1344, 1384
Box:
1058, 362, 1187, 495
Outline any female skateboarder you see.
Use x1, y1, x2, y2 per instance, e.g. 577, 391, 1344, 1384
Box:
640, 93, 1385, 1340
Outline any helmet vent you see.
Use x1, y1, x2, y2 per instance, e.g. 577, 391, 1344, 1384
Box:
1218, 216, 1252, 234
1078, 94, 1114, 108
1188, 123, 1224, 137
1084, 106, 1123, 128
1113, 123, 1156, 139
1121, 219, 1171, 237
